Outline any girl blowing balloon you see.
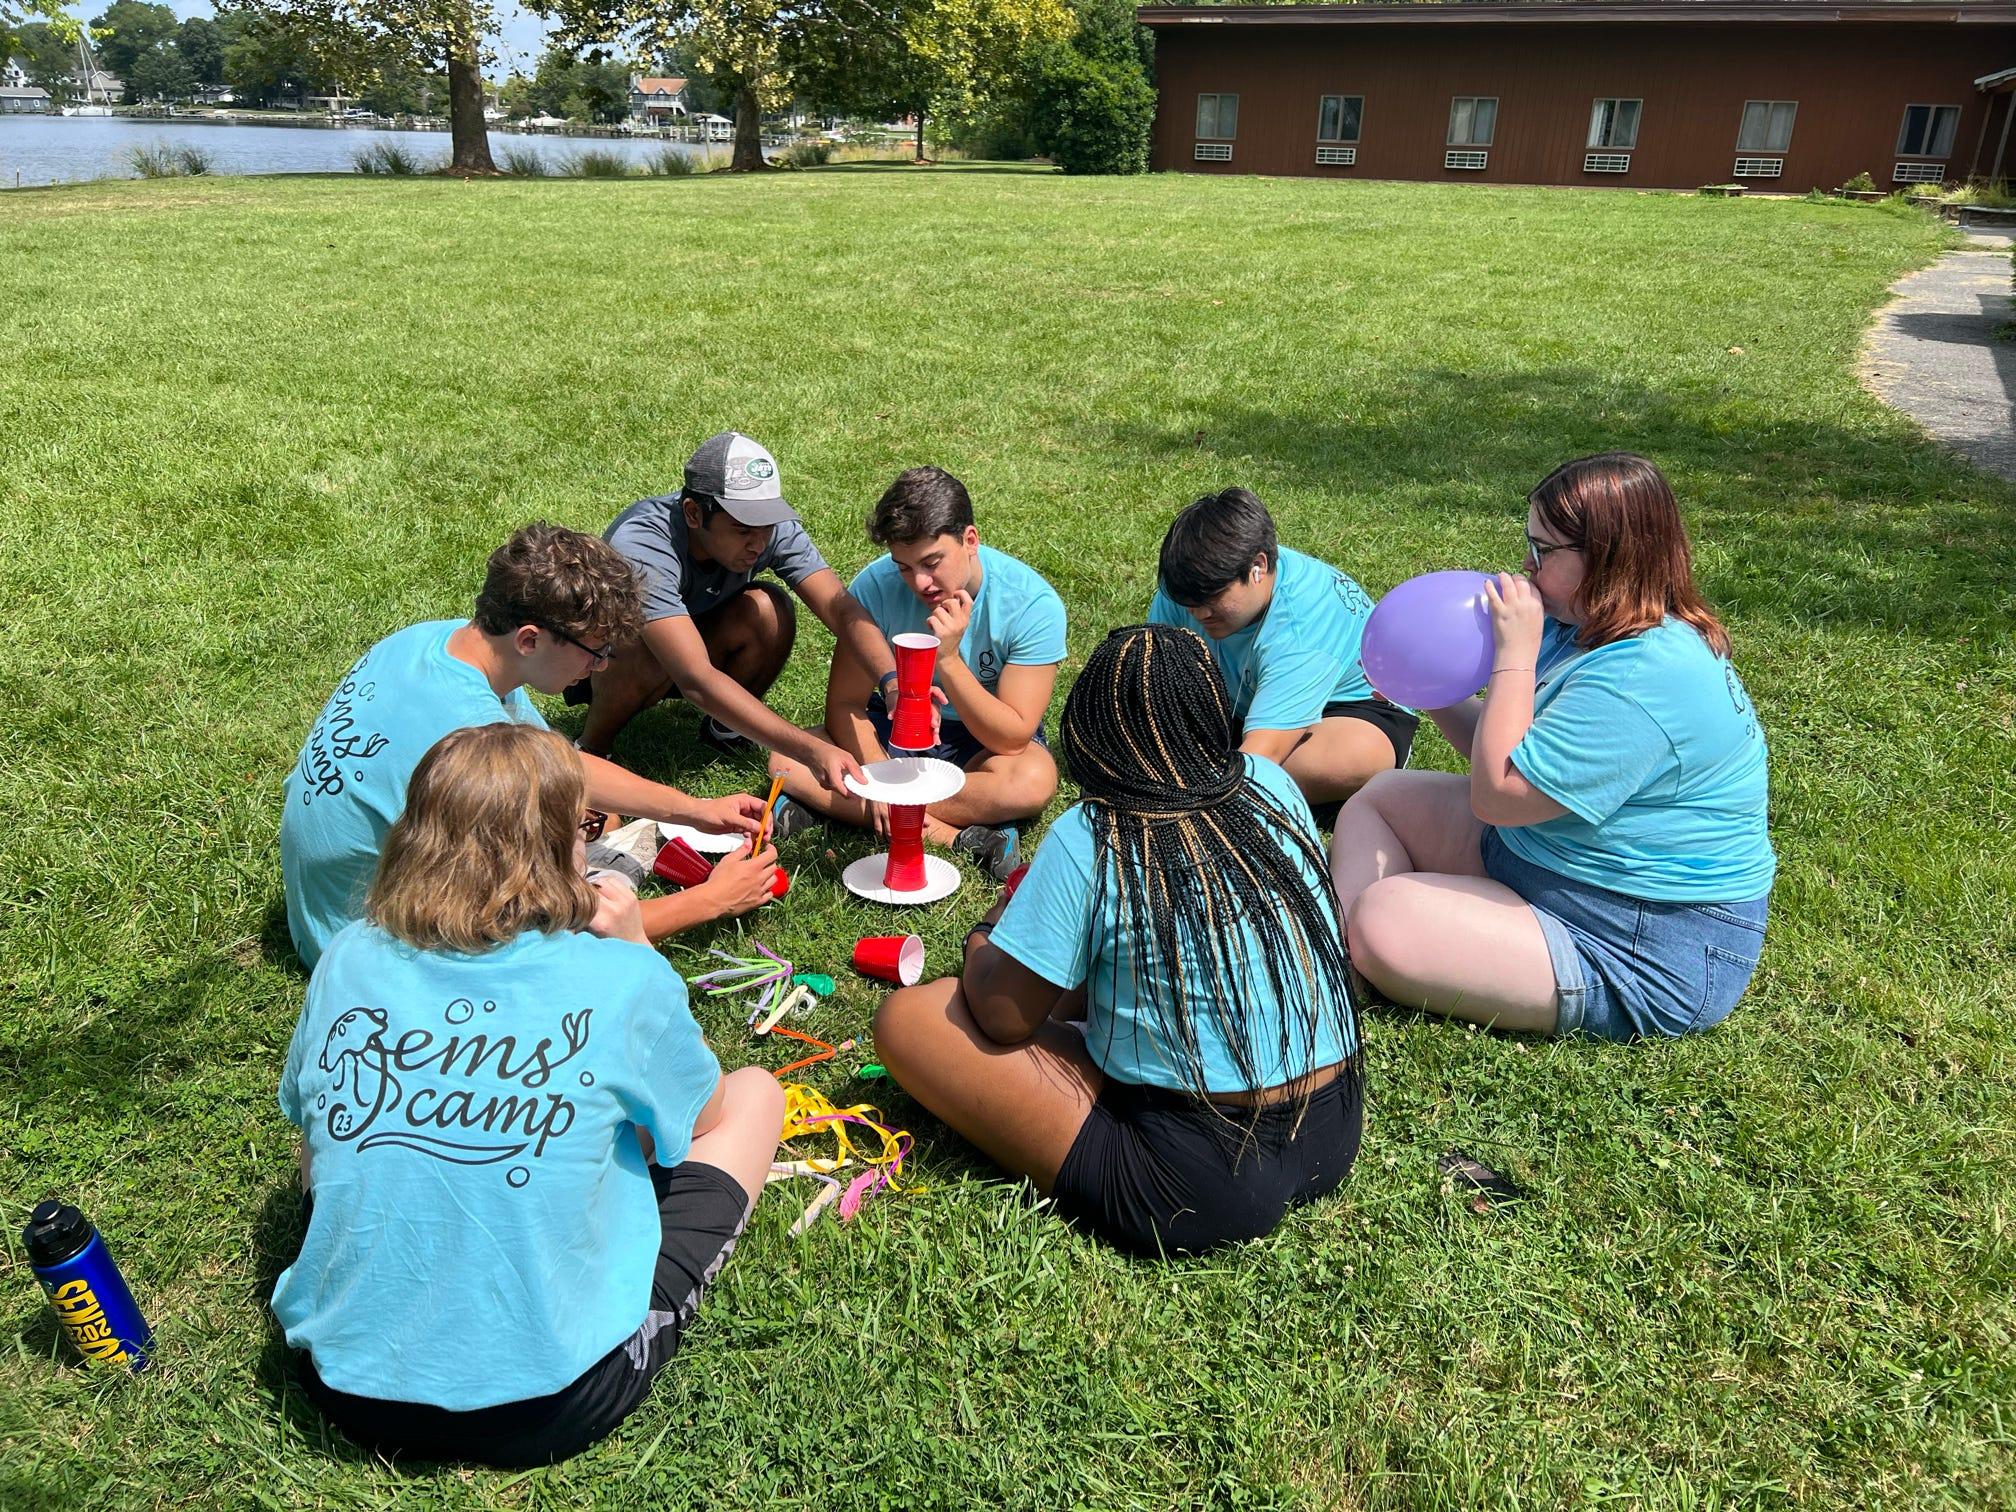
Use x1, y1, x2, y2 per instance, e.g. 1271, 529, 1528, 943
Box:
1331, 453, 1775, 1040
874, 624, 1362, 1257
272, 723, 783, 1467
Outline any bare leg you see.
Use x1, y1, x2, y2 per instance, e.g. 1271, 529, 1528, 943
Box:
1280, 716, 1402, 807
578, 585, 797, 757
873, 977, 1103, 1194
1328, 770, 1485, 913
682, 1066, 787, 1219
1347, 874, 1558, 1033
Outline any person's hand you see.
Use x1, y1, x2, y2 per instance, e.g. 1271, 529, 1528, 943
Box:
868, 799, 891, 838
926, 589, 973, 652
699, 843, 782, 919
587, 876, 650, 946
812, 741, 866, 798
1484, 572, 1545, 668
690, 792, 765, 837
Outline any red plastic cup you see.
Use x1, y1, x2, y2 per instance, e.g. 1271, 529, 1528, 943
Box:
888, 633, 940, 752
652, 837, 714, 888
853, 933, 925, 986
883, 803, 927, 891
1001, 862, 1030, 901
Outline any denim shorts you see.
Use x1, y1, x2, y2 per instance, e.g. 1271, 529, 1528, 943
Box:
866, 691, 1047, 770
1481, 828, 1768, 1042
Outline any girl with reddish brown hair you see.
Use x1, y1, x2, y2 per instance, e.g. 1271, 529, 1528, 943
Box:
1328, 453, 1775, 1041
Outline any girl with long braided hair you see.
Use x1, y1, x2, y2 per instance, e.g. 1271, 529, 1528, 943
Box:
874, 624, 1362, 1257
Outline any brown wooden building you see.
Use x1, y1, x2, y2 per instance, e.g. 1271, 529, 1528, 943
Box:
1139, 1, 2016, 192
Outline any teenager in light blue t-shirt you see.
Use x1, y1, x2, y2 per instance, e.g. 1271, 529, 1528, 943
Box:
1331, 454, 1774, 1042
873, 625, 1362, 1258
274, 723, 784, 1468
1147, 488, 1418, 815
767, 467, 1066, 882
281, 523, 772, 969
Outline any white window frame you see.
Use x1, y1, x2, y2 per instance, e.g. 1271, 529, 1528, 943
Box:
1317, 94, 1364, 145
1447, 96, 1497, 148
1587, 97, 1641, 150
1895, 104, 1960, 160
1736, 100, 1796, 154
1196, 93, 1238, 141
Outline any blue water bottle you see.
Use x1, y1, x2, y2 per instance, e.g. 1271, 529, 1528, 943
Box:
22, 1201, 151, 1372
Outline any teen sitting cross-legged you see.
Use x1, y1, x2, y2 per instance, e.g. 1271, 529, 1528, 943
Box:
281, 522, 773, 969
765, 466, 1065, 880
872, 624, 1363, 1258
274, 722, 785, 1468
1330, 453, 1775, 1041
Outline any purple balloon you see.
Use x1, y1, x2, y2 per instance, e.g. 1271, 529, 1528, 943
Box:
1360, 570, 1496, 710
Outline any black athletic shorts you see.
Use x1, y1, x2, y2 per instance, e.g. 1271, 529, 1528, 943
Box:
297, 1161, 749, 1468
1322, 696, 1419, 770
1050, 1068, 1362, 1258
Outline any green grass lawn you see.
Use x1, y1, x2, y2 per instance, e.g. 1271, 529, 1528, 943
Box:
2, 165, 2012, 1509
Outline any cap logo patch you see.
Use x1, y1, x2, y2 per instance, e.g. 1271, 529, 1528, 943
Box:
725, 455, 777, 492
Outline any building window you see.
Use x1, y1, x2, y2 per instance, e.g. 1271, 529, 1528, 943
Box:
1588, 98, 1641, 150
1896, 104, 1960, 159
1736, 100, 1796, 153
1318, 95, 1364, 144
1448, 97, 1497, 147
1196, 94, 1238, 141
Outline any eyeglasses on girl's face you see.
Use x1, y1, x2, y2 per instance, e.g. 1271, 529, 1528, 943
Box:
578, 809, 608, 842
543, 623, 614, 669
1524, 530, 1576, 565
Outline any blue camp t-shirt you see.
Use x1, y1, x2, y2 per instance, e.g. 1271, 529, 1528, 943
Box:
1498, 617, 1776, 903
272, 921, 719, 1411
1148, 547, 1379, 731
992, 754, 1356, 1093
847, 544, 1067, 726
280, 621, 547, 970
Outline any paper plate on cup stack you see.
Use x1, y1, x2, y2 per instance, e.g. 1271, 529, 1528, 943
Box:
842, 756, 966, 807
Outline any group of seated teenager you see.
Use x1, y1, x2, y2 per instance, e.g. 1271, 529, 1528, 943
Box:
270, 438, 1775, 1466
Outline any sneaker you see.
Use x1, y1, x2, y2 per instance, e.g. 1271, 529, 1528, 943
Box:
765, 795, 819, 847
698, 716, 751, 755
953, 823, 1020, 883
599, 817, 663, 871
584, 841, 649, 887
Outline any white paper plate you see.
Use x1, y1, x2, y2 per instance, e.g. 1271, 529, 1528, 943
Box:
657, 821, 746, 855
841, 852, 963, 905
843, 756, 966, 807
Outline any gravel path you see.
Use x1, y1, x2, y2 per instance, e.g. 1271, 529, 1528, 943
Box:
1862, 231, 2016, 482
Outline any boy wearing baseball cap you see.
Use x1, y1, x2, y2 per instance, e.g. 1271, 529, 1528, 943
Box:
575, 432, 898, 797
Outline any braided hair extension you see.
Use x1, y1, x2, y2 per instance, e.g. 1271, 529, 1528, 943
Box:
1059, 624, 1361, 1116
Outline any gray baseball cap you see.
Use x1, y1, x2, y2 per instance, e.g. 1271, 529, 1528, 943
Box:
684, 431, 798, 528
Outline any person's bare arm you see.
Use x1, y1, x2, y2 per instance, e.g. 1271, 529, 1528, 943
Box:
960, 895, 1070, 1044
578, 751, 764, 836
1238, 726, 1306, 766
636, 845, 781, 940
1470, 576, 1569, 828
924, 590, 1057, 756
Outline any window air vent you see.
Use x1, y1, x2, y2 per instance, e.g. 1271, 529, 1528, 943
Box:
1732, 156, 1783, 178
1892, 161, 1944, 184
1445, 149, 1488, 171
1194, 143, 1232, 162
1583, 152, 1631, 173
1315, 145, 1356, 166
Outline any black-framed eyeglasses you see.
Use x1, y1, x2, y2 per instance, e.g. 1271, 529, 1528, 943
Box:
542, 623, 614, 668
578, 809, 608, 842
1525, 531, 1576, 563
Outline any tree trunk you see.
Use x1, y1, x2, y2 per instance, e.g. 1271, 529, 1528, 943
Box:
731, 83, 766, 171
914, 110, 925, 163
445, 11, 495, 175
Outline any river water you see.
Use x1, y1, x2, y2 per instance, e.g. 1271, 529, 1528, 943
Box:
0, 115, 723, 187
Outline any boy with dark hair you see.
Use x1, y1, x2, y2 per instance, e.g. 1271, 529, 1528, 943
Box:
1147, 488, 1415, 810
282, 523, 776, 969
573, 431, 894, 799
765, 466, 1065, 879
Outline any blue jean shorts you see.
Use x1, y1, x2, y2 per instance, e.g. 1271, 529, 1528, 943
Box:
866, 692, 1047, 770
1481, 828, 1768, 1042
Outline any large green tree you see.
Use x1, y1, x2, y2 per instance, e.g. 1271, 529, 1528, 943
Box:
127, 40, 195, 99
175, 15, 228, 83
220, 0, 499, 171
88, 0, 177, 78
7, 17, 80, 103
2, 0, 76, 71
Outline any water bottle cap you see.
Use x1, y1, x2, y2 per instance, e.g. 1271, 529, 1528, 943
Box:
22, 1200, 93, 1268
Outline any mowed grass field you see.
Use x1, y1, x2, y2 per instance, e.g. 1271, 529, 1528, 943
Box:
2, 165, 2012, 1509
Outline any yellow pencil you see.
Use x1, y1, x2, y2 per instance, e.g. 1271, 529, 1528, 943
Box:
754, 773, 786, 853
